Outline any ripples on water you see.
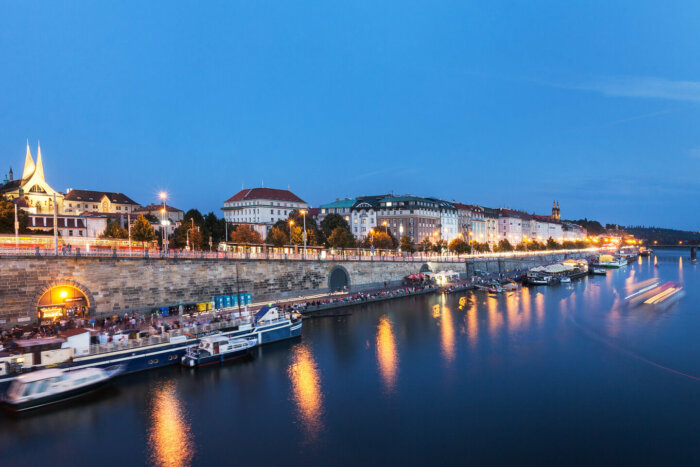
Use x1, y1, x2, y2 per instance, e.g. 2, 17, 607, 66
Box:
1, 249, 699, 465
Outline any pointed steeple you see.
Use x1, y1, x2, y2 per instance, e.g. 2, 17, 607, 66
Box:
22, 139, 35, 180
33, 141, 45, 182
8, 166, 13, 181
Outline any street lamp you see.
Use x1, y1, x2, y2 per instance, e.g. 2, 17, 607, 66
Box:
382, 220, 388, 234
300, 209, 307, 255
289, 219, 294, 245
160, 192, 168, 251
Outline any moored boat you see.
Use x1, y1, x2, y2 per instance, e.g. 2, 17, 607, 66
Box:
590, 267, 607, 276
593, 254, 627, 269
181, 335, 257, 368
1, 365, 123, 413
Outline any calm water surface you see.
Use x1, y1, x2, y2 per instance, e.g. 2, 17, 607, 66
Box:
2, 249, 699, 465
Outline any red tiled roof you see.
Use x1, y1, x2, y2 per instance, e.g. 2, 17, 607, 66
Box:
65, 189, 138, 205
225, 187, 306, 204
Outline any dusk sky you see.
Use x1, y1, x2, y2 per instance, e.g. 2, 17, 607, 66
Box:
1, 2, 698, 229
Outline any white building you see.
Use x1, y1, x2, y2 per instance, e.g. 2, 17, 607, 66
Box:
351, 197, 381, 239
222, 187, 308, 237
434, 199, 459, 243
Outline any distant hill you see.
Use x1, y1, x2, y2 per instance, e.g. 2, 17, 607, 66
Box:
564, 218, 605, 235
625, 226, 700, 244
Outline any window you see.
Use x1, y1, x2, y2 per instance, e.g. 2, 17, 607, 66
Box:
271, 209, 274, 214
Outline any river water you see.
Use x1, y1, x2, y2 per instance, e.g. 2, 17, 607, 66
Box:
1, 249, 699, 465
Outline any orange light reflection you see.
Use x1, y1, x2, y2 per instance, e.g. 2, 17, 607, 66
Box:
376, 315, 399, 393
148, 381, 194, 467
288, 343, 324, 441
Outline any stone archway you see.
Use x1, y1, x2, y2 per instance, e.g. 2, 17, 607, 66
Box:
33, 279, 96, 322
419, 263, 432, 273
328, 265, 350, 292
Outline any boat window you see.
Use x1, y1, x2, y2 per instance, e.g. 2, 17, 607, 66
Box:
34, 380, 49, 394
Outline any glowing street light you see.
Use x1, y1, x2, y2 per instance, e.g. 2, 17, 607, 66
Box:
289, 219, 294, 245
300, 209, 307, 254
382, 220, 388, 234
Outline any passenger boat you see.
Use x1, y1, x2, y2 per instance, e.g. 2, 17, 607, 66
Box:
1, 366, 123, 413
560, 276, 571, 283
502, 282, 518, 292
590, 268, 607, 276
0, 306, 302, 391
593, 255, 627, 269
181, 335, 257, 367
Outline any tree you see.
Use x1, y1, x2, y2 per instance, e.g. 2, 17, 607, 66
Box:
400, 235, 415, 253
132, 214, 155, 244
417, 237, 433, 252
327, 226, 355, 248
204, 212, 227, 245
546, 237, 560, 250
472, 241, 491, 253
288, 210, 322, 246
494, 239, 514, 252
230, 224, 262, 244
101, 219, 128, 239
373, 231, 393, 250
0, 196, 30, 234
266, 226, 288, 247
170, 210, 208, 250
320, 213, 350, 242
432, 240, 446, 254
291, 226, 304, 245
143, 213, 159, 223
515, 242, 528, 251
448, 237, 470, 254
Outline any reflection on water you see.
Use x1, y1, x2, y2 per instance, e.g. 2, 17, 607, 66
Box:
376, 315, 399, 393
148, 381, 194, 467
679, 257, 683, 282
288, 343, 324, 441
487, 296, 502, 338
534, 292, 545, 324
465, 298, 479, 347
440, 304, 456, 364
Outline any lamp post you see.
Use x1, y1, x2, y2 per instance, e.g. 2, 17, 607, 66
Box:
289, 219, 294, 245
160, 192, 167, 251
300, 210, 307, 256
382, 220, 388, 234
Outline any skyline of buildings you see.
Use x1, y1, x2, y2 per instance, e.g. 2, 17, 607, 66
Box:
2, 141, 585, 245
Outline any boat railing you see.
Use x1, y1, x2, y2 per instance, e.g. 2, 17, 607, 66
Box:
82, 317, 254, 357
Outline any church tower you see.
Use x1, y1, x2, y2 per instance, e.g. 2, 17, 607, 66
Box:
552, 201, 561, 221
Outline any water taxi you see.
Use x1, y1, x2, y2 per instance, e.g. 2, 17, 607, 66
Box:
2, 366, 122, 413
181, 335, 257, 367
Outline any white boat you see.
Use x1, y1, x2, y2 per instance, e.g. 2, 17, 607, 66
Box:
560, 276, 571, 283
2, 365, 123, 412
181, 335, 257, 368
594, 255, 627, 269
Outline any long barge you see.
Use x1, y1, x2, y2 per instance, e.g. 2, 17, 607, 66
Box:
0, 306, 301, 391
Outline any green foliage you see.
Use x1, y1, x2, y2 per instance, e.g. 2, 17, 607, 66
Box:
132, 214, 155, 243
372, 231, 393, 250
567, 218, 604, 235
494, 239, 514, 252
143, 213, 159, 223
101, 219, 128, 239
266, 227, 288, 247
230, 224, 263, 244
431, 239, 447, 253
417, 237, 433, 252
0, 196, 30, 234
204, 212, 227, 245
170, 210, 208, 250
327, 226, 356, 248
400, 235, 415, 253
320, 213, 350, 242
448, 237, 470, 254
472, 241, 491, 253
288, 210, 322, 246
546, 237, 560, 250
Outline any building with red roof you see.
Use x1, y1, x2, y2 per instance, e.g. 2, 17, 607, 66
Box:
222, 186, 308, 238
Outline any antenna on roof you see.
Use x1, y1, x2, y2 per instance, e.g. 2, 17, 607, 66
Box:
241, 181, 244, 190
261, 180, 264, 188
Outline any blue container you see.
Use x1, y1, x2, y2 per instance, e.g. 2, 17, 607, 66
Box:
223, 295, 232, 308
231, 295, 238, 307
160, 306, 169, 317
215, 296, 224, 309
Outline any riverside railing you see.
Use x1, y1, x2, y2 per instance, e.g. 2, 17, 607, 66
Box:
0, 246, 601, 262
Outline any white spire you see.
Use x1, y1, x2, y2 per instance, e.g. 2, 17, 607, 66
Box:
22, 139, 35, 180
33, 141, 45, 182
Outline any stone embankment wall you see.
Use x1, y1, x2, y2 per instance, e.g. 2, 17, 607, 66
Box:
0, 252, 590, 324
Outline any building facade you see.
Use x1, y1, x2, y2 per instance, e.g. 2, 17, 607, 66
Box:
350, 196, 381, 239
482, 207, 499, 247
318, 199, 355, 225
1, 142, 64, 214
222, 187, 308, 237
63, 189, 140, 215
375, 196, 441, 243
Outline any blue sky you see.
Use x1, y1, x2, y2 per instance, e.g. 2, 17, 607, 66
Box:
1, 1, 698, 229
